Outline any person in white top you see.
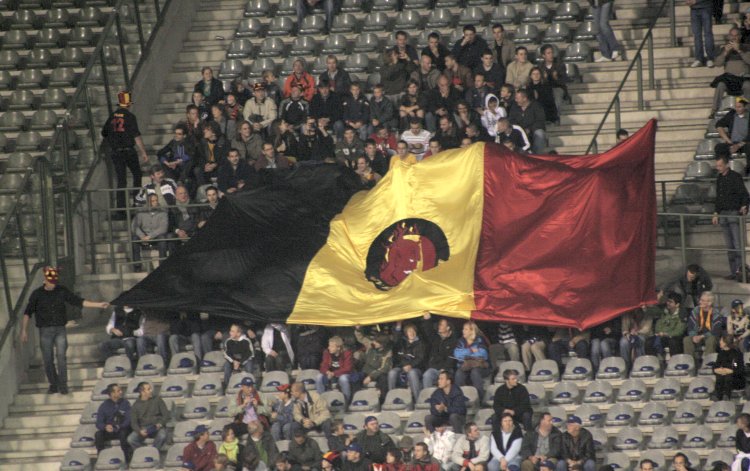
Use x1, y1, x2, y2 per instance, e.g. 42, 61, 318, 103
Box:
400, 117, 433, 160
489, 413, 524, 471
481, 94, 507, 138
424, 418, 457, 468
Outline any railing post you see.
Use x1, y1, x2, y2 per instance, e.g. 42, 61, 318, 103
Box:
86, 191, 98, 274
661, 181, 667, 212
132, 0, 146, 54
614, 96, 621, 134
637, 54, 644, 111
37, 159, 57, 266
669, 0, 677, 47
741, 215, 747, 283
115, 11, 131, 91
100, 48, 113, 115
679, 214, 687, 268
60, 123, 75, 261
14, 212, 29, 278
154, 0, 161, 17
0, 249, 12, 319
83, 85, 98, 149
647, 33, 655, 90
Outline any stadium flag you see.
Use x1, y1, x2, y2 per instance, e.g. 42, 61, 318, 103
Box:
114, 119, 657, 329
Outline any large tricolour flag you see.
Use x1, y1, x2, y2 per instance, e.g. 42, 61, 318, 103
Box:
114, 119, 657, 330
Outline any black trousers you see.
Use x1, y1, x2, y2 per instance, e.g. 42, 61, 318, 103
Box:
95, 427, 132, 462
110, 148, 142, 210
713, 0, 724, 22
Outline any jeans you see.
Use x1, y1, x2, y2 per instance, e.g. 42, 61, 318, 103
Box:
298, 352, 322, 370
110, 148, 142, 210
548, 340, 589, 372
619, 335, 644, 371
100, 337, 138, 369
690, 7, 715, 62
224, 359, 255, 388
316, 372, 353, 404
423, 368, 440, 389
720, 211, 745, 276
297, 0, 336, 32
169, 333, 203, 360
489, 457, 521, 471
593, 1, 621, 59
387, 367, 423, 401
127, 427, 167, 450
292, 418, 333, 441
271, 421, 293, 441
132, 234, 168, 270
95, 428, 132, 462
39, 326, 68, 388
137, 334, 169, 365
454, 366, 489, 400
530, 129, 548, 154
590, 338, 616, 372
556, 459, 595, 471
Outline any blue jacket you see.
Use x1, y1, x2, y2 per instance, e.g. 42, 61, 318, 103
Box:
686, 306, 724, 337
429, 383, 467, 417
96, 398, 132, 432
273, 399, 296, 427
454, 336, 489, 364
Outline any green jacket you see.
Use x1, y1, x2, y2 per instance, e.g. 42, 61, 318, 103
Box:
654, 309, 687, 337
355, 329, 393, 380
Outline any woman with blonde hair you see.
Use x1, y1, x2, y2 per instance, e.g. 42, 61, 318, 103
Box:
453, 321, 490, 400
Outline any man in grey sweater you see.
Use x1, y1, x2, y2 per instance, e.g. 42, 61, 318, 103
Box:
127, 382, 169, 451
131, 193, 169, 272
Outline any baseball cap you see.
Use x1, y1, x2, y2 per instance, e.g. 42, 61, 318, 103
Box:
364, 415, 378, 425
567, 416, 582, 425
540, 461, 555, 470
193, 424, 208, 435
322, 451, 340, 463
253, 82, 265, 91
732, 299, 744, 308
240, 377, 254, 387
43, 266, 59, 284
276, 384, 291, 392
346, 443, 363, 454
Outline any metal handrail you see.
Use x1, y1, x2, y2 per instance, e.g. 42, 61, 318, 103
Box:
585, 0, 677, 154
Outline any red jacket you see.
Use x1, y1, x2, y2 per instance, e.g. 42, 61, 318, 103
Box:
283, 72, 315, 102
319, 349, 354, 377
182, 440, 217, 471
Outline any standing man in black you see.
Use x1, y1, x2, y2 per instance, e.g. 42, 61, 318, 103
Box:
101, 91, 149, 219
712, 153, 750, 279
20, 266, 109, 394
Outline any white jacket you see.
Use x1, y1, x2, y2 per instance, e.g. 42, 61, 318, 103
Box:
425, 430, 457, 467
261, 323, 295, 364
480, 93, 507, 138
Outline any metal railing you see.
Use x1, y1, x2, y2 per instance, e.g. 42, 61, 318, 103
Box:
0, 0, 171, 351
586, 0, 677, 154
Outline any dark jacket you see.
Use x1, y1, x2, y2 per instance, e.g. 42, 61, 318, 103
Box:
130, 396, 170, 431
560, 429, 595, 462
196, 135, 230, 169
422, 43, 450, 71
170, 203, 199, 237
309, 92, 343, 122
354, 430, 396, 464
342, 94, 371, 124
370, 96, 397, 130
382, 59, 418, 96
217, 159, 255, 193
473, 63, 506, 91
183, 440, 218, 471
717, 109, 750, 144
298, 129, 335, 162
96, 398, 132, 432
157, 139, 194, 179
520, 426, 562, 460
425, 87, 462, 114
715, 168, 750, 213
222, 335, 254, 365
452, 36, 489, 70
393, 335, 427, 370
676, 267, 713, 308
509, 101, 547, 135
342, 457, 372, 471
421, 318, 458, 371
318, 69, 352, 95
492, 384, 532, 422
194, 77, 225, 106
714, 347, 746, 389
280, 98, 309, 126
429, 384, 467, 417
288, 436, 322, 468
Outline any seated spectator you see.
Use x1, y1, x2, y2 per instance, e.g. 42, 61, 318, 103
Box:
289, 429, 322, 470
435, 116, 462, 150
454, 101, 483, 136
539, 45, 568, 115
424, 417, 457, 468
451, 422, 490, 471
194, 66, 224, 106
732, 413, 750, 471
444, 55, 473, 94
95, 383, 132, 462
466, 74, 492, 115
620, 305, 656, 371
508, 89, 547, 154
136, 313, 169, 365
714, 334, 746, 400
495, 118, 530, 152
399, 80, 426, 131
336, 127, 365, 168
158, 124, 193, 182
548, 328, 589, 372
421, 313, 458, 388
232, 120, 264, 163
211, 104, 236, 144
322, 451, 342, 471
280, 85, 310, 130
475, 50, 506, 91
299, 117, 335, 162
342, 82, 372, 142
309, 79, 344, 138
411, 442, 442, 471
328, 419, 353, 456
99, 305, 144, 369
370, 84, 398, 132
256, 142, 292, 172
424, 138, 443, 159
170, 185, 198, 243
363, 139, 389, 176
426, 76, 461, 133
506, 47, 533, 90
243, 83, 278, 133
127, 382, 169, 451
393, 30, 419, 63
263, 69, 282, 106
344, 443, 371, 471
639, 460, 656, 471
355, 416, 396, 464
516, 325, 548, 374
401, 117, 432, 160
520, 413, 561, 471
222, 323, 255, 390
493, 369, 532, 431
168, 312, 204, 360
316, 335, 355, 404
589, 317, 620, 372
271, 384, 296, 441
647, 292, 687, 357
452, 25, 489, 71
422, 32, 449, 71
183, 104, 203, 146
498, 84, 517, 115
454, 321, 490, 400
399, 436, 415, 464
672, 452, 696, 471
224, 93, 242, 120
490, 24, 515, 68
319, 55, 352, 95
684, 291, 722, 357
389, 322, 427, 401
711, 27, 750, 117
716, 96, 750, 156
528, 67, 559, 124
487, 323, 520, 366
372, 126, 399, 156
270, 119, 301, 161
427, 369, 467, 434
353, 328, 393, 394
412, 54, 441, 92
355, 156, 382, 188
217, 148, 254, 194
232, 376, 268, 437
674, 264, 713, 309
383, 47, 418, 102
391, 140, 418, 168
262, 323, 294, 372
190, 91, 211, 122
131, 194, 168, 272
728, 299, 750, 352
482, 94, 507, 139
201, 314, 234, 360
197, 185, 219, 229
242, 444, 268, 471
291, 382, 333, 439
195, 121, 230, 186
217, 426, 242, 468
284, 59, 315, 102
135, 164, 177, 207
182, 424, 218, 471
231, 78, 252, 107
556, 417, 595, 471
489, 413, 523, 471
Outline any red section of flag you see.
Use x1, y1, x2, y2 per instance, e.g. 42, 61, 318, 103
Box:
473, 119, 657, 330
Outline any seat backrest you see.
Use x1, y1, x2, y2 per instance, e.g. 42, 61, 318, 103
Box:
378, 411, 402, 433
639, 402, 668, 424
607, 403, 634, 423
574, 403, 603, 426
136, 353, 165, 374
706, 450, 735, 469
584, 380, 612, 402
95, 447, 125, 469
597, 356, 626, 379
530, 359, 558, 380
652, 378, 680, 398
650, 425, 679, 446
131, 446, 159, 467
405, 410, 428, 431
344, 412, 367, 433
384, 388, 413, 407
617, 378, 646, 400
667, 354, 695, 373
707, 400, 736, 421
474, 408, 494, 428
261, 370, 290, 391
685, 424, 714, 446
103, 355, 132, 376
552, 381, 579, 402
545, 405, 567, 428
675, 400, 703, 420
604, 452, 632, 471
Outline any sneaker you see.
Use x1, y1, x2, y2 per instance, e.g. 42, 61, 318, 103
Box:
595, 55, 612, 63
47, 384, 58, 394
690, 60, 702, 68
59, 385, 69, 395
65, 320, 79, 328
612, 50, 621, 61
707, 60, 714, 68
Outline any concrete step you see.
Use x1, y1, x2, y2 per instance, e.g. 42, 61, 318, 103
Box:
0, 462, 63, 471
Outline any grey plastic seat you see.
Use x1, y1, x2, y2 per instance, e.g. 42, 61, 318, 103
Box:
680, 451, 701, 470
340, 0, 362, 12
95, 447, 124, 470
698, 352, 718, 375
474, 408, 494, 431
218, 59, 245, 80
296, 369, 319, 390
684, 161, 714, 180
415, 387, 436, 410
322, 390, 346, 414
298, 14, 326, 35
404, 0, 430, 9
513, 24, 540, 44
362, 12, 390, 32
546, 405, 567, 428
717, 424, 737, 448
468, 0, 491, 5
135, 353, 165, 377
3, 30, 29, 49
0, 70, 12, 90
79, 401, 100, 425
597, 356, 626, 379
90, 378, 116, 401
44, 8, 71, 28
648, 425, 680, 449
730, 159, 747, 175
36, 29, 62, 49
236, 17, 262, 38
102, 355, 132, 378
672, 184, 702, 205
197, 350, 224, 372
403, 411, 428, 437
672, 400, 703, 424
639, 402, 669, 426
321, 34, 348, 55
707, 450, 736, 468
290, 35, 317, 55
49, 67, 75, 87
562, 358, 593, 380
574, 20, 598, 41
60, 448, 91, 471
604, 452, 631, 471
665, 354, 695, 377
344, 53, 369, 74
529, 359, 559, 382
564, 62, 581, 83
227, 39, 253, 59
209, 418, 233, 441
77, 7, 104, 26
382, 388, 413, 411
15, 131, 42, 151
457, 7, 484, 26
123, 378, 146, 401
226, 372, 255, 395
496, 361, 526, 383
706, 400, 736, 423
182, 396, 211, 419
523, 4, 550, 23
630, 355, 661, 378
0, 111, 26, 131
70, 423, 97, 448
17, 69, 43, 89
613, 428, 643, 451
574, 404, 603, 427
67, 26, 95, 47
257, 37, 285, 58
651, 378, 680, 401
0, 172, 24, 191
551, 381, 580, 405
276, 0, 297, 15
0, 50, 20, 70
564, 42, 592, 62
695, 138, 723, 160
378, 411, 402, 435
462, 385, 479, 411
604, 403, 634, 427
331, 13, 358, 34
583, 380, 613, 403
349, 389, 380, 412
683, 424, 714, 448
343, 412, 367, 434
371, 0, 398, 11
193, 372, 223, 396
26, 48, 53, 68
129, 446, 159, 470
167, 351, 197, 375
30, 109, 58, 130
590, 428, 608, 451
164, 443, 184, 468
685, 376, 714, 399
280, 57, 297, 76
247, 58, 276, 78
544, 23, 571, 43
268, 16, 295, 36
526, 382, 546, 406
425, 9, 453, 29
244, 0, 270, 17
261, 370, 290, 392
353, 33, 380, 53
616, 379, 647, 402
491, 5, 518, 24
173, 419, 200, 444
11, 9, 37, 29
554, 2, 582, 21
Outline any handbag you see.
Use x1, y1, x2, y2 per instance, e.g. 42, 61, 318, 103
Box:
460, 357, 489, 371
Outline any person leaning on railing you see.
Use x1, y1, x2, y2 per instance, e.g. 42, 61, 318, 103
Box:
712, 152, 750, 279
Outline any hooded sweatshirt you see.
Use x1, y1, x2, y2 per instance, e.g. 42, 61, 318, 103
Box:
480, 94, 507, 138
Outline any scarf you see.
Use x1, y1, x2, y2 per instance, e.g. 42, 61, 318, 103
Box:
220, 438, 240, 463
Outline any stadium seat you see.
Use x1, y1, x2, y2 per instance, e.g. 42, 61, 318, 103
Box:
717, 424, 737, 448
129, 446, 159, 469
671, 184, 702, 205
605, 403, 635, 427
475, 408, 494, 431
639, 402, 668, 426
227, 39, 253, 59
641, 451, 668, 470
680, 451, 701, 470
706, 400, 736, 423
574, 404, 603, 427
523, 3, 551, 23
25, 48, 52, 69
4, 152, 31, 170
551, 381, 580, 405
30, 109, 57, 130
257, 38, 285, 58
426, 9, 453, 29
135, 353, 165, 377
199, 351, 225, 373
95, 448, 124, 470
77, 6, 104, 26
349, 389, 380, 412
102, 355, 132, 378
597, 357, 626, 379
683, 424, 713, 448
707, 450, 735, 468
665, 354, 695, 376
685, 377, 714, 399
730, 159, 747, 175
564, 62, 581, 83
261, 371, 290, 392
362, 12, 390, 32
331, 13, 358, 34
218, 59, 245, 80
164, 443, 184, 468
491, 5, 518, 24
564, 42, 592, 62
458, 7, 484, 26
276, 0, 296, 15
416, 387, 436, 410
574, 20, 598, 41
8, 90, 33, 110
79, 401, 100, 425
214, 396, 234, 418
340, 0, 361, 12
613, 428, 643, 451
167, 352, 197, 375
404, 410, 428, 436
71, 423, 97, 448
546, 405, 567, 428
296, 369, 319, 390
68, 26, 95, 47
604, 452, 632, 471
124, 378, 148, 400
526, 382, 547, 406
267, 16, 294, 36
352, 32, 380, 54
173, 420, 201, 443
57, 46, 86, 68
0, 70, 12, 90
193, 373, 223, 396
290, 36, 317, 56
461, 386, 479, 411
698, 353, 718, 375
209, 418, 233, 441
158, 376, 187, 399
91, 378, 116, 401
554, 2, 582, 21
695, 138, 723, 160
496, 361, 526, 382
322, 390, 346, 414
299, 14, 326, 35
371, 0, 398, 10
544, 23, 571, 43
244, 0, 269, 17
672, 401, 703, 424
582, 380, 612, 403
11, 9, 37, 29
684, 161, 714, 181
513, 24, 540, 44
382, 388, 413, 411
344, 53, 369, 74
404, 0, 431, 9
651, 378, 680, 401
4, 30, 29, 49
590, 428, 608, 452
236, 18, 262, 38
60, 449, 91, 471
649, 425, 681, 450
49, 67, 76, 87
483, 383, 498, 408
562, 358, 593, 381
226, 372, 254, 395
18, 69, 44, 90
630, 355, 661, 378
615, 379, 646, 402
378, 411, 402, 435
182, 396, 211, 420
529, 359, 559, 382
321, 34, 348, 55
15, 131, 43, 151
344, 412, 367, 433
